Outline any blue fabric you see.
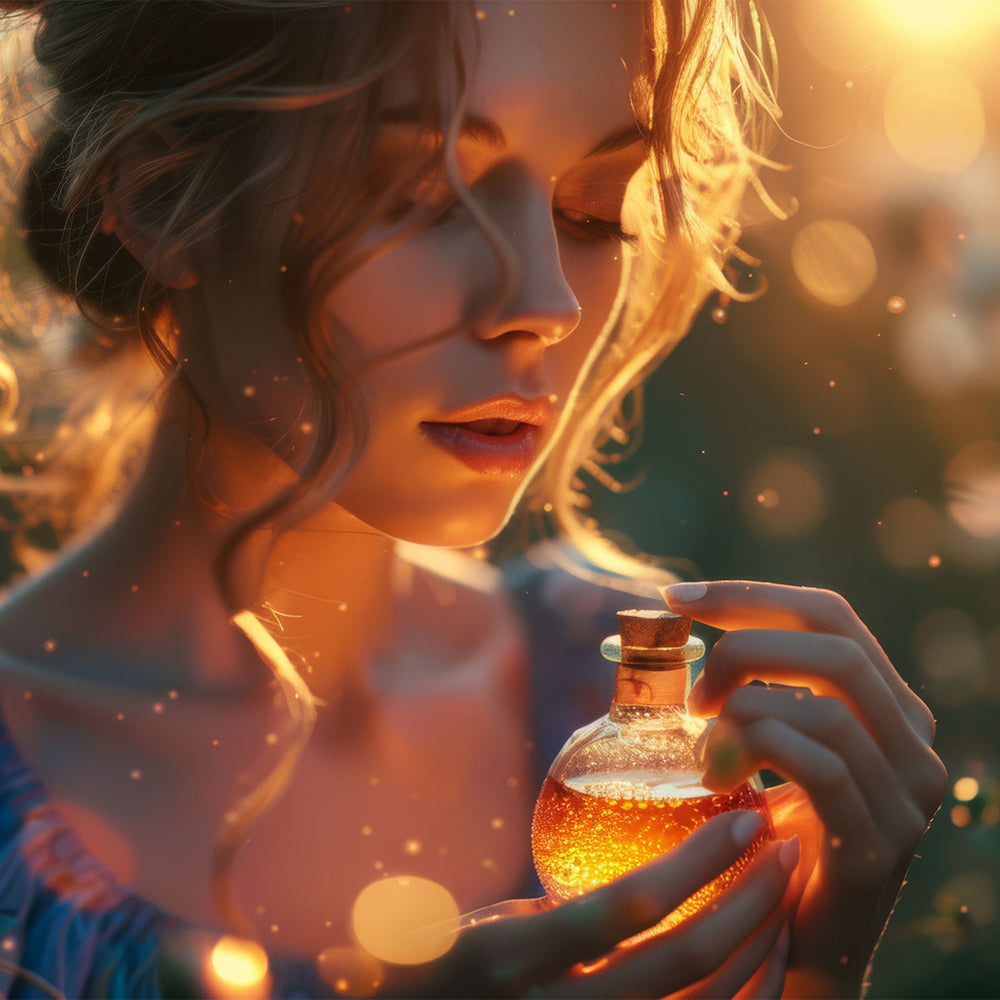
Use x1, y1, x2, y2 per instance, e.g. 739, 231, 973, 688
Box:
0, 712, 165, 998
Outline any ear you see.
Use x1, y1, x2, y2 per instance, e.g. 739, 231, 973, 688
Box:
99, 129, 199, 290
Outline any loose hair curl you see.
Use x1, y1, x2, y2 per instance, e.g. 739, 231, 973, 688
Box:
0, 0, 780, 934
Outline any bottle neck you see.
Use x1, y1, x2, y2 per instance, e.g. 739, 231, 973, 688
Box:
611, 663, 690, 711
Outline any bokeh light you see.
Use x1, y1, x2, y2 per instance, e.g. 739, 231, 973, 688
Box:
951, 804, 972, 827
877, 498, 943, 569
742, 451, 827, 540
791, 220, 877, 307
895, 305, 983, 394
884, 63, 985, 174
953, 777, 980, 801
208, 937, 270, 997
912, 608, 989, 706
946, 441, 1000, 538
350, 876, 459, 965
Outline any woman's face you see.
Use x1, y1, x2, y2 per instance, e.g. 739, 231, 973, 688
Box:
194, 0, 647, 547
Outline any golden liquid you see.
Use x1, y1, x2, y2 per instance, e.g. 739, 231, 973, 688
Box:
532, 775, 773, 936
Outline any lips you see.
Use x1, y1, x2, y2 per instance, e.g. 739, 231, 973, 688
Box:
420, 394, 553, 477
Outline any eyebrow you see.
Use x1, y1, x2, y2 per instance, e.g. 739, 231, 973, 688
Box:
377, 102, 646, 159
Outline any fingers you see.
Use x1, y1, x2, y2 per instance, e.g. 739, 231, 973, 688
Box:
545, 837, 798, 999
662, 581, 935, 743
705, 685, 927, 847
702, 683, 942, 900
733, 923, 790, 1000
688, 628, 906, 746
444, 810, 767, 997
673, 913, 789, 1000
690, 629, 946, 823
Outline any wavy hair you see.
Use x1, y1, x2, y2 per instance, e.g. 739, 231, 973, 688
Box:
0, 0, 780, 934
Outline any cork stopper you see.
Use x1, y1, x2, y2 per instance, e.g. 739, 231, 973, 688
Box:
616, 610, 692, 648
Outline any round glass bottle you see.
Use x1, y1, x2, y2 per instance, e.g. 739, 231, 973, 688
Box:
531, 609, 774, 935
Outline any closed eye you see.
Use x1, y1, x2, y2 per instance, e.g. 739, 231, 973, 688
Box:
384, 199, 636, 245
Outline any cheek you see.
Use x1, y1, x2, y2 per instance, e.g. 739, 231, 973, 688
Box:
321, 233, 481, 359
545, 244, 626, 401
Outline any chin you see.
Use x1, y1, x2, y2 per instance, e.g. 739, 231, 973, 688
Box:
345, 499, 515, 549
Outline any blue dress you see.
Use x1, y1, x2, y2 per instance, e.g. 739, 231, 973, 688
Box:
0, 547, 662, 997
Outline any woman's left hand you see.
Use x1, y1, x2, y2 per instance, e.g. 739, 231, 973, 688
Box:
662, 581, 948, 1000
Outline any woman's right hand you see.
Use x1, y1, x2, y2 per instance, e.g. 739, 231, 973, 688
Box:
390, 810, 799, 1000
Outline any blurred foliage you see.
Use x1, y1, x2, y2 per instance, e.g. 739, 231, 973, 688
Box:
585, 3, 1000, 995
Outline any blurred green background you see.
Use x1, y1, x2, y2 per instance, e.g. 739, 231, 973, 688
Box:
587, 2, 1000, 995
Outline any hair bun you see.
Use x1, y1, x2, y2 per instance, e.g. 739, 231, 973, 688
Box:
21, 127, 147, 316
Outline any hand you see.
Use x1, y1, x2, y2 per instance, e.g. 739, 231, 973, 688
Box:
663, 581, 948, 999
386, 810, 797, 999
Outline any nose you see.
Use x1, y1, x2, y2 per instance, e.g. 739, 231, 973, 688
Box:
469, 162, 583, 348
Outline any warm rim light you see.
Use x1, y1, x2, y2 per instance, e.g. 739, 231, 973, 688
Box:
209, 937, 269, 988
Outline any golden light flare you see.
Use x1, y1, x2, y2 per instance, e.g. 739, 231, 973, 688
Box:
350, 876, 460, 965
877, 0, 1000, 44
946, 441, 1000, 538
884, 63, 985, 174
792, 2, 880, 74
742, 452, 827, 540
791, 220, 877, 307
208, 937, 270, 998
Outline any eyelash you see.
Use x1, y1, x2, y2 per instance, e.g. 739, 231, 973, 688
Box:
385, 200, 638, 246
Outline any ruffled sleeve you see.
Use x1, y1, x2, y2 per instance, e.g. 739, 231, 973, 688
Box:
0, 710, 166, 999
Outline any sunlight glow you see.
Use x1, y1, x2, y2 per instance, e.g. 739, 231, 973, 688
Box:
884, 63, 985, 174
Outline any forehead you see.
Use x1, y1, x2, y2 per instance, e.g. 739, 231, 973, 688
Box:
379, 0, 645, 166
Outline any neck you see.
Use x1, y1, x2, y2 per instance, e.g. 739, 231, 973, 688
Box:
10, 379, 399, 700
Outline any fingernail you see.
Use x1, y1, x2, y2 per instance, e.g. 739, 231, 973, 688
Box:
662, 581, 708, 604
730, 811, 764, 847
776, 922, 791, 962
778, 836, 800, 874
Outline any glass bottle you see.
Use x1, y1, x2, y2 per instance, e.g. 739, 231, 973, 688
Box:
531, 609, 774, 937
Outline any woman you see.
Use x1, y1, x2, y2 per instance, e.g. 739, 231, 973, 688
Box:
0, 0, 945, 996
